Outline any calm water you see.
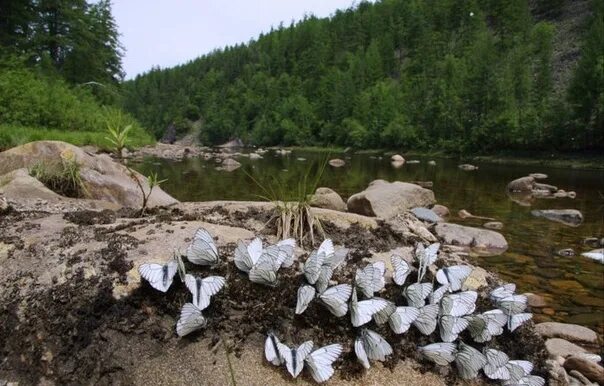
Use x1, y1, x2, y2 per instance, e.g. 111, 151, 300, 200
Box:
134, 150, 604, 330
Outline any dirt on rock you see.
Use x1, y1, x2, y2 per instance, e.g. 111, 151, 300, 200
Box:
0, 206, 547, 385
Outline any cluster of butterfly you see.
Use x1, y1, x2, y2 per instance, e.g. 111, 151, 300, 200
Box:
138, 229, 544, 384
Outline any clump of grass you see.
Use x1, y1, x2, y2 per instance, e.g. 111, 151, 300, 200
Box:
29, 150, 87, 198
246, 157, 328, 245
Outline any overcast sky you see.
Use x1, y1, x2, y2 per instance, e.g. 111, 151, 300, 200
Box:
113, 0, 362, 79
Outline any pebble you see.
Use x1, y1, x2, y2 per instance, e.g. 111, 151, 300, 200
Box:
564, 356, 604, 385
557, 248, 575, 257
526, 293, 547, 308
545, 338, 587, 358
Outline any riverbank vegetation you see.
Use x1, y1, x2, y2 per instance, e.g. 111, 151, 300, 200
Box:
123, 0, 603, 153
0, 0, 152, 150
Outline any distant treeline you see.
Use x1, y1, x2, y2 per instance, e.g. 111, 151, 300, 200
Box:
122, 0, 602, 153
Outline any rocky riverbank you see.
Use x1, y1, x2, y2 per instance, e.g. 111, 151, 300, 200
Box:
0, 142, 602, 385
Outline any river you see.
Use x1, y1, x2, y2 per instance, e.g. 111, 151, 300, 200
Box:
133, 149, 604, 331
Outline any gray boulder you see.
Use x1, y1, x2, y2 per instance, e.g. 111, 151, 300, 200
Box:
434, 223, 508, 256
531, 209, 583, 227
309, 187, 347, 212
346, 180, 435, 219
411, 207, 443, 223
535, 322, 598, 344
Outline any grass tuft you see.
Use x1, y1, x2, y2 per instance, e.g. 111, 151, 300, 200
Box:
29, 153, 87, 198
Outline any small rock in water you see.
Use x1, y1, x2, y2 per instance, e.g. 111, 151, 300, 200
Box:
328, 158, 345, 167
531, 209, 583, 227
458, 163, 478, 171
525, 293, 547, 308
557, 248, 575, 257
428, 160, 436, 166
530, 173, 548, 179
410, 207, 443, 223
249, 153, 263, 160
458, 209, 495, 221
483, 221, 503, 230
406, 160, 420, 164
297, 157, 306, 161
507, 176, 535, 192
390, 154, 405, 163
583, 237, 601, 248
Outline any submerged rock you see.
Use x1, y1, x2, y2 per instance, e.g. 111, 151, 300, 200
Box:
483, 221, 503, 230
434, 223, 508, 255
249, 153, 263, 160
346, 180, 435, 219
458, 164, 478, 171
216, 158, 241, 172
328, 158, 346, 167
390, 154, 405, 163
309, 187, 347, 212
531, 209, 584, 227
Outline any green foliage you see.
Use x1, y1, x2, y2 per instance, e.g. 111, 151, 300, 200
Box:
29, 155, 86, 198
121, 0, 601, 152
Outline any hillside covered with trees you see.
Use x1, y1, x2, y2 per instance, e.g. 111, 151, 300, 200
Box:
123, 0, 603, 153
0, 0, 152, 149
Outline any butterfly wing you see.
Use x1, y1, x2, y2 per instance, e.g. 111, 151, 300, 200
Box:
354, 335, 370, 369
418, 342, 458, 366
295, 285, 316, 315
413, 304, 439, 335
355, 262, 386, 298
319, 284, 352, 317
139, 261, 177, 292
498, 295, 527, 315
438, 315, 469, 342
318, 239, 334, 257
483, 348, 510, 380
265, 333, 283, 366
391, 255, 411, 286
304, 250, 326, 284
440, 291, 477, 317
305, 344, 342, 383
249, 265, 278, 287
234, 239, 256, 272
315, 265, 334, 294
362, 329, 393, 361
509, 313, 532, 332
437, 265, 472, 292
455, 342, 487, 379
424, 243, 441, 265
325, 247, 348, 269
186, 228, 219, 265
350, 290, 389, 327
429, 284, 450, 304
388, 306, 420, 334
176, 303, 206, 337
373, 300, 396, 325
404, 282, 433, 308
490, 283, 516, 302
276, 238, 296, 268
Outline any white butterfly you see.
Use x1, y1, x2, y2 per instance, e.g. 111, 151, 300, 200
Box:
305, 343, 343, 383
319, 284, 352, 317
234, 237, 263, 273
391, 255, 412, 286
508, 313, 533, 332
490, 283, 516, 302
265, 332, 284, 366
388, 306, 420, 334
184, 274, 225, 310
504, 375, 545, 386
497, 294, 528, 315
418, 342, 458, 366
440, 291, 477, 317
304, 250, 327, 285
186, 228, 219, 265
465, 309, 507, 342
350, 288, 389, 327
248, 263, 278, 286
413, 303, 439, 335
315, 247, 348, 294
483, 348, 533, 382
455, 342, 487, 379
355, 261, 386, 298
175, 253, 187, 282
176, 302, 206, 337
436, 265, 472, 292
354, 329, 393, 369
277, 340, 314, 378
295, 285, 316, 315
438, 315, 469, 342
415, 242, 440, 266
404, 282, 433, 308
138, 259, 178, 292
304, 240, 347, 289
429, 284, 450, 304
260, 238, 297, 270
373, 300, 396, 325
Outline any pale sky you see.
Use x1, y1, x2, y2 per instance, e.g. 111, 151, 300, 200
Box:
113, 1, 363, 78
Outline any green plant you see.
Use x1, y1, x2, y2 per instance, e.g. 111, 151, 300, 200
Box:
104, 109, 132, 158
246, 158, 328, 245
29, 153, 87, 198
137, 172, 167, 216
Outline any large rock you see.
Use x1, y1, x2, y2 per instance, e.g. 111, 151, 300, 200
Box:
564, 356, 604, 385
0, 141, 177, 209
545, 338, 587, 358
346, 180, 436, 219
309, 187, 347, 212
531, 209, 584, 227
507, 176, 535, 192
434, 223, 508, 256
535, 322, 598, 344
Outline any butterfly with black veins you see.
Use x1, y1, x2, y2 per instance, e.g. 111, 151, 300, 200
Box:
355, 261, 386, 298
315, 245, 348, 294
319, 284, 352, 317
176, 302, 207, 337
391, 254, 413, 286
483, 348, 533, 382
508, 313, 533, 332
418, 342, 458, 366
429, 284, 450, 305
464, 309, 507, 343
438, 315, 470, 342
455, 342, 487, 380
303, 239, 348, 291
413, 303, 439, 335
415, 242, 440, 282
503, 375, 545, 386
354, 328, 393, 369
350, 287, 390, 327
234, 237, 263, 273
440, 291, 478, 317
388, 306, 420, 334
490, 283, 517, 302
138, 258, 178, 292
265, 332, 284, 366
496, 294, 533, 331
277, 340, 314, 378
186, 228, 219, 266
304, 343, 343, 383
436, 265, 473, 292
403, 282, 433, 308
184, 274, 225, 310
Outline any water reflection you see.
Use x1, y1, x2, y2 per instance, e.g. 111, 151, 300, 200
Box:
133, 150, 604, 330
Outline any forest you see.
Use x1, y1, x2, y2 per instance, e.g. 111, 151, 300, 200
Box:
123, 0, 603, 153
